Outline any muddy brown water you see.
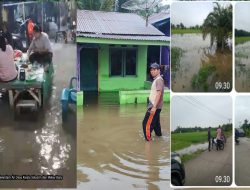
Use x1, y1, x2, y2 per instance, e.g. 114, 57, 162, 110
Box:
0, 43, 76, 188
235, 41, 250, 92
171, 33, 232, 92
77, 93, 170, 190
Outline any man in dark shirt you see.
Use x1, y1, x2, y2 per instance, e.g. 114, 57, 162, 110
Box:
208, 127, 211, 151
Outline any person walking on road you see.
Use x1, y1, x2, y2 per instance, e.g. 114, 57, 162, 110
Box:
216, 126, 222, 150
142, 63, 165, 141
208, 126, 211, 151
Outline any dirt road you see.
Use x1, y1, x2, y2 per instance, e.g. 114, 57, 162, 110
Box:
184, 137, 232, 186
235, 137, 250, 186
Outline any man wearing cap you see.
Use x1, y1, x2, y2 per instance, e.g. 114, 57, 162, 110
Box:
142, 63, 164, 141
27, 24, 53, 64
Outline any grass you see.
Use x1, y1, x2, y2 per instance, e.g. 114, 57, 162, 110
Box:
171, 47, 184, 72
172, 28, 202, 34
171, 131, 215, 151
235, 36, 250, 45
181, 149, 204, 163
191, 64, 216, 91
172, 130, 232, 152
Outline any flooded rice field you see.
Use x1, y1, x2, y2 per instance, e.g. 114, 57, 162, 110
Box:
77, 93, 170, 190
235, 41, 250, 92
171, 33, 232, 92
0, 43, 76, 188
176, 142, 208, 156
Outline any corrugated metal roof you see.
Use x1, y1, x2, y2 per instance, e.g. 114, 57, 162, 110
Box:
77, 10, 165, 37
148, 12, 170, 24
77, 33, 170, 42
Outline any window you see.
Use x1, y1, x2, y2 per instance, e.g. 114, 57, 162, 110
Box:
110, 48, 137, 77
110, 49, 122, 76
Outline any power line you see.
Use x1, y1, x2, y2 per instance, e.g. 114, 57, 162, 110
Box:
174, 96, 231, 122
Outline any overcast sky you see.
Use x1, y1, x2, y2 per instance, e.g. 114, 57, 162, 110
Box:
235, 96, 250, 128
171, 2, 231, 27
235, 3, 250, 32
171, 96, 232, 131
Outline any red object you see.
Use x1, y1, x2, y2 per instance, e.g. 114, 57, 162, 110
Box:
27, 20, 34, 39
14, 50, 23, 59
146, 112, 154, 141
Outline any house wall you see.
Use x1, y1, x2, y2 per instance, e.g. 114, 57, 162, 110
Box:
98, 44, 148, 92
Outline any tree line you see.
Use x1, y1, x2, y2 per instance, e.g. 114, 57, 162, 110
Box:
171, 23, 202, 30
172, 123, 232, 133
235, 29, 250, 37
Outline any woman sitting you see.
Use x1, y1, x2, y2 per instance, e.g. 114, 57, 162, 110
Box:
0, 34, 18, 82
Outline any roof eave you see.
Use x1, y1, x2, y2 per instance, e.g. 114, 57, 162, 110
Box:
76, 36, 170, 46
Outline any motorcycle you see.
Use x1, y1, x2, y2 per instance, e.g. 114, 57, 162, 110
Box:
235, 136, 240, 145
12, 33, 27, 52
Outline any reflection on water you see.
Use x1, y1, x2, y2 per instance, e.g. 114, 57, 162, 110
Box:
0, 43, 76, 188
77, 93, 170, 190
235, 41, 250, 92
171, 33, 232, 92
176, 142, 208, 156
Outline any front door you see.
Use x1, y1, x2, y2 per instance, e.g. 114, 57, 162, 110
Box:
80, 48, 98, 91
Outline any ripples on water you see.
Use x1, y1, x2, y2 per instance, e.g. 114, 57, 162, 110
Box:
235, 41, 250, 92
77, 93, 170, 190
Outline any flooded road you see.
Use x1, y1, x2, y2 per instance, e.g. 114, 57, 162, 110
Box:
77, 93, 170, 190
235, 41, 250, 92
171, 33, 232, 92
0, 43, 76, 188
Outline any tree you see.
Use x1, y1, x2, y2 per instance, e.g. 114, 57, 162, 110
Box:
202, 2, 232, 51
121, 0, 167, 26
180, 22, 184, 29
76, 0, 115, 11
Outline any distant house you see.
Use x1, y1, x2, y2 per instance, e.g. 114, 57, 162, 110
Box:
149, 12, 170, 88
77, 10, 170, 92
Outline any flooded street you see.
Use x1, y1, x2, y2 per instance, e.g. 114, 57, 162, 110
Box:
0, 43, 76, 188
235, 41, 250, 92
171, 33, 232, 92
77, 93, 170, 190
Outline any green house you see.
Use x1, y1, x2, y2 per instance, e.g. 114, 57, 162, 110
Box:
77, 10, 170, 104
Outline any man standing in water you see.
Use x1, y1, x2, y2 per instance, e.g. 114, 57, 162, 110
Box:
143, 63, 164, 141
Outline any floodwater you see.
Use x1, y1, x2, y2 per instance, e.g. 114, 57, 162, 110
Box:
235, 41, 250, 92
176, 142, 208, 156
0, 43, 76, 188
171, 33, 232, 92
77, 93, 170, 190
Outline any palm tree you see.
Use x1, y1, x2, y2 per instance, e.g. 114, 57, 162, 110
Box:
202, 3, 232, 51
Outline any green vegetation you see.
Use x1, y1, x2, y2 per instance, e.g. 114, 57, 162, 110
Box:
202, 3, 232, 51
191, 64, 216, 91
181, 149, 204, 163
172, 124, 232, 151
235, 29, 250, 37
77, 0, 115, 10
172, 28, 202, 34
171, 131, 214, 151
240, 119, 250, 137
235, 36, 250, 45
171, 47, 184, 72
